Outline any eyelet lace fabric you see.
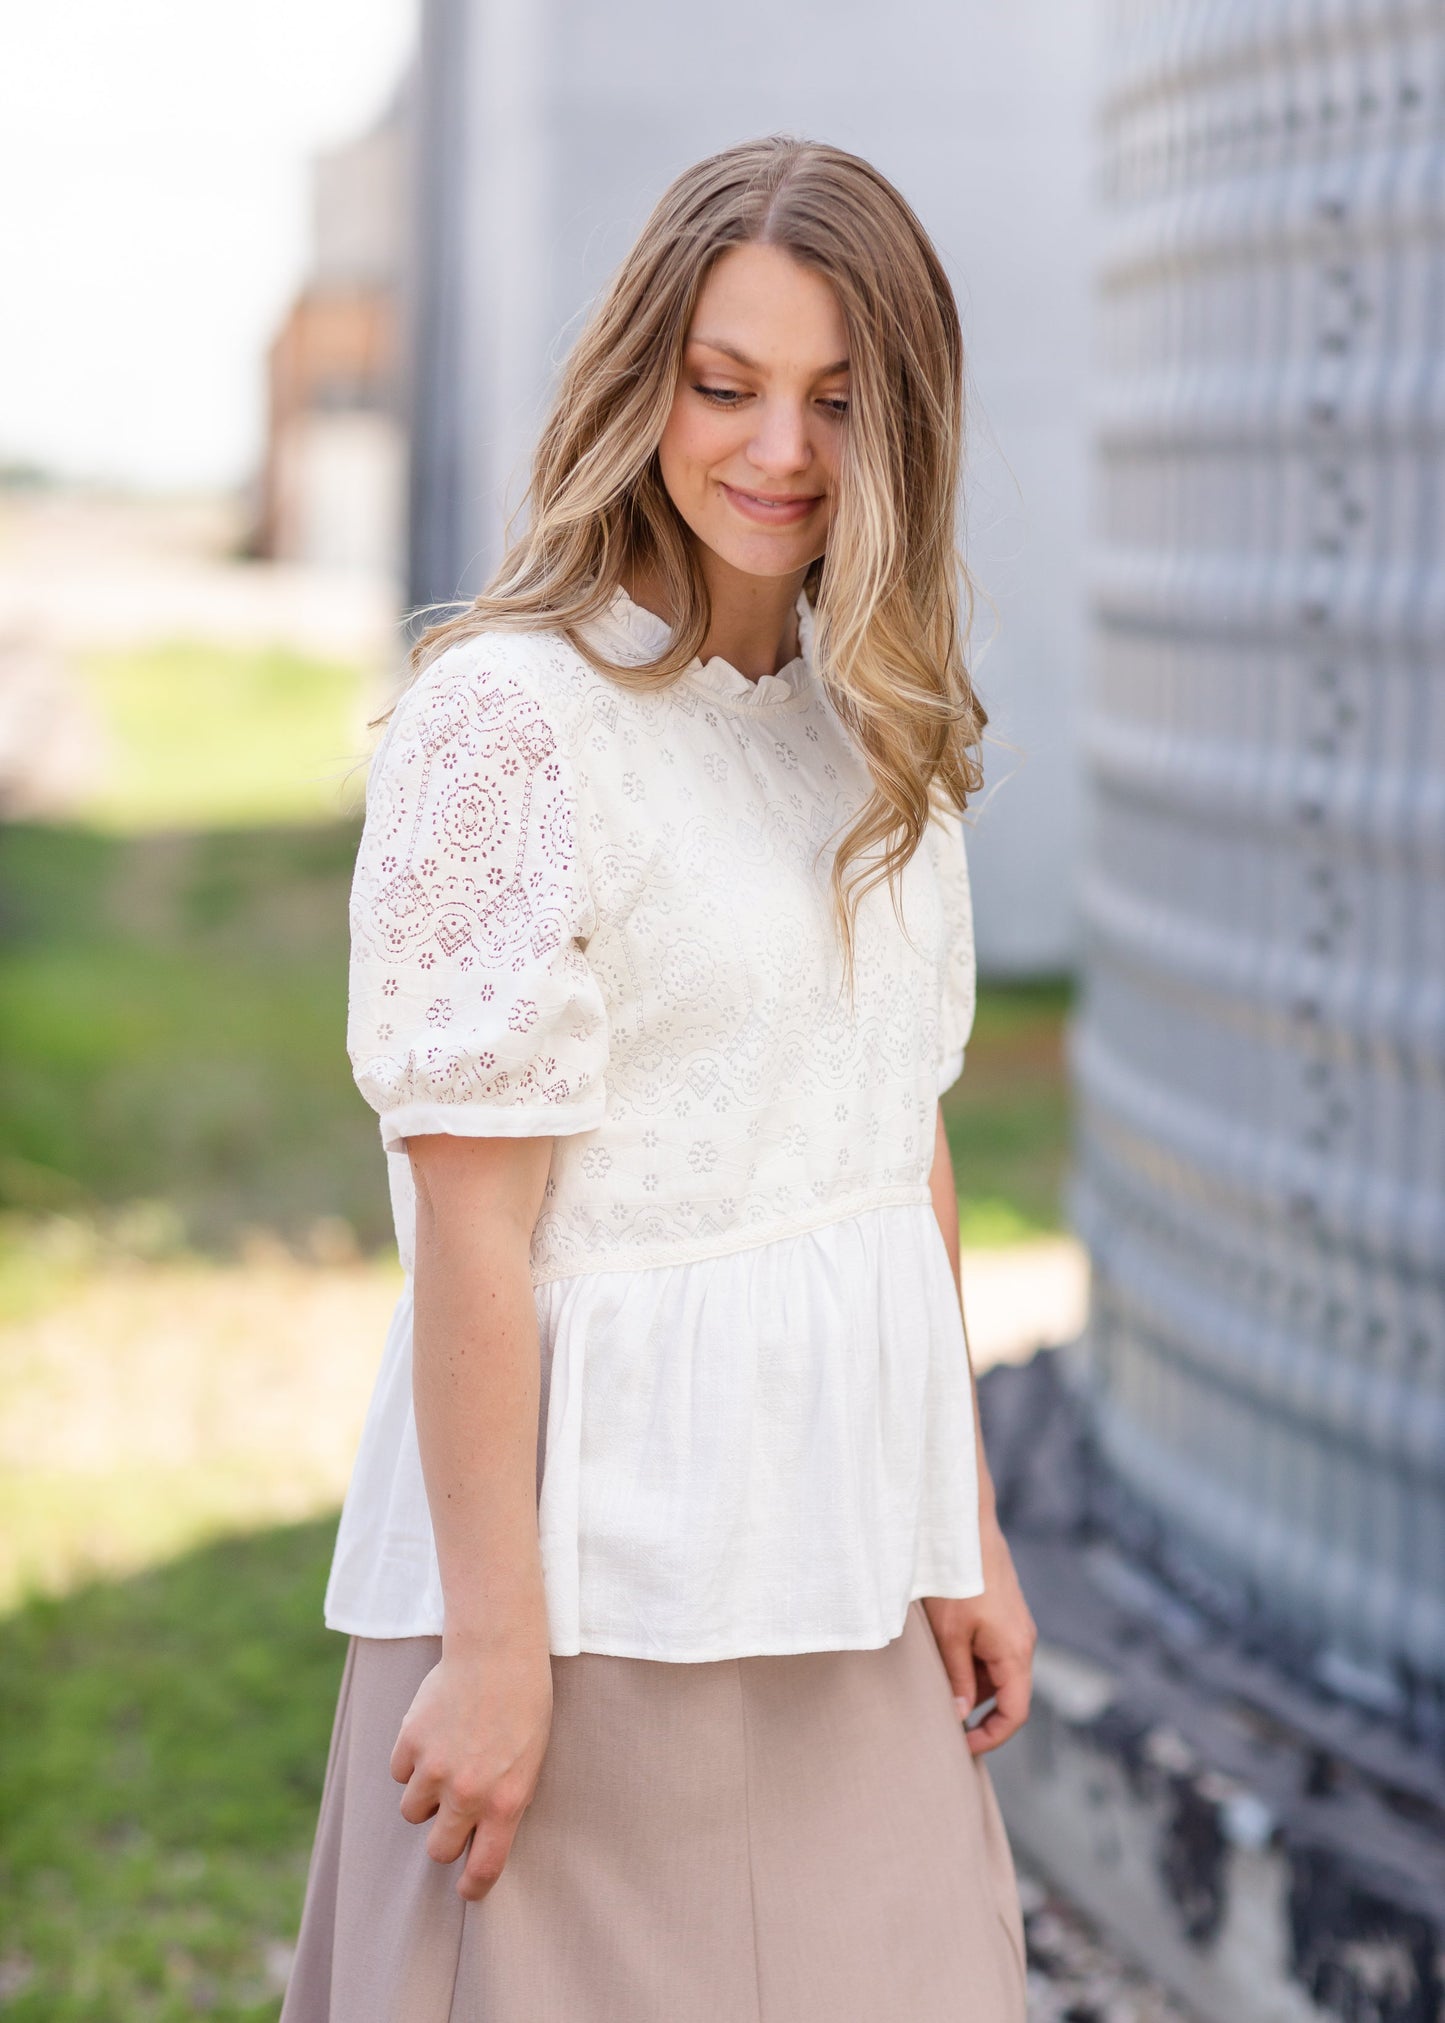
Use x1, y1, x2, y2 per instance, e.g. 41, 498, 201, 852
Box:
326, 591, 984, 1658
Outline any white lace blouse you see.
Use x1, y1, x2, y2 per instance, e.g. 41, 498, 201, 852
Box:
323, 586, 984, 1660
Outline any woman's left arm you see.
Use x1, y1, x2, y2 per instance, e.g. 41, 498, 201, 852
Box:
923, 1103, 1038, 1755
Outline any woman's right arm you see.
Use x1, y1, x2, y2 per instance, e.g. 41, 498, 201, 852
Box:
387, 1129, 556, 1903
344, 645, 609, 1898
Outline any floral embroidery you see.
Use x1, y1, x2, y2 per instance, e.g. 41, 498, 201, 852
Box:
347, 620, 975, 1286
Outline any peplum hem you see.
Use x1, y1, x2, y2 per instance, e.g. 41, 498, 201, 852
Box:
323, 1199, 985, 1660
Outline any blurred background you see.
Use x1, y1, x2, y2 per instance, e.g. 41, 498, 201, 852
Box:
1, 3, 1442, 2019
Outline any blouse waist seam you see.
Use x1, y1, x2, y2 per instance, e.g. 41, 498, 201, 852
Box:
526, 1182, 937, 1287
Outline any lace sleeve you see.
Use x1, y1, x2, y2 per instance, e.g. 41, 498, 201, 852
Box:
346, 641, 609, 1153
932, 811, 977, 1099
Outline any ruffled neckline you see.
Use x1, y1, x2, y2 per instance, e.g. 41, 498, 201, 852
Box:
595, 584, 818, 710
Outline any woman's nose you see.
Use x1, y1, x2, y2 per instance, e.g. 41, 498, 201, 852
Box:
746, 398, 811, 476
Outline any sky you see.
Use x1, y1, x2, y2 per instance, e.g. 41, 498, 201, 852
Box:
0, 0, 416, 492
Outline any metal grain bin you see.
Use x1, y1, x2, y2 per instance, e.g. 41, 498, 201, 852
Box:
1073, 0, 1445, 1731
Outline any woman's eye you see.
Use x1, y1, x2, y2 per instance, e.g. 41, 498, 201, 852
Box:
691, 383, 847, 417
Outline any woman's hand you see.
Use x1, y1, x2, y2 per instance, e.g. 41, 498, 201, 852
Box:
923, 1515, 1037, 1756
391, 1634, 554, 1901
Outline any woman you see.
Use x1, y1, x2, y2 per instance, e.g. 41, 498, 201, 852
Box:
282, 134, 1036, 2023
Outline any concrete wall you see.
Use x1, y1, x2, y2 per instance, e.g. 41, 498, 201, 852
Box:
407, 0, 1094, 973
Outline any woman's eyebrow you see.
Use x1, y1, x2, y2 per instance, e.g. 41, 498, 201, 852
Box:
688, 335, 851, 377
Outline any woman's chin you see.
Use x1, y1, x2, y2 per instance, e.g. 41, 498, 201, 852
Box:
696, 521, 822, 582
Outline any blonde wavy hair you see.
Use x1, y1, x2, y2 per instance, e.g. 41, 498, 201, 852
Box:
406, 133, 987, 986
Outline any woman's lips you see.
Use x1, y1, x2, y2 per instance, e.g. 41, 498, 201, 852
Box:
718, 481, 823, 526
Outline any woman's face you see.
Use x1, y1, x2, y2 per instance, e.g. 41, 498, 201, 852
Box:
658, 242, 849, 582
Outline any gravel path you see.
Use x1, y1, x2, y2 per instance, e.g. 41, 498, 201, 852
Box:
1018, 1866, 1200, 2022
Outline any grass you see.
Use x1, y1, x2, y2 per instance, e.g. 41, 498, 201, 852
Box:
0, 1519, 343, 2020
0, 822, 393, 1265
0, 1249, 399, 1609
79, 640, 370, 832
943, 976, 1076, 1244
0, 632, 383, 1264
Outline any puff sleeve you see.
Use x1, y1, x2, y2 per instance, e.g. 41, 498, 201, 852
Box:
346, 641, 609, 1152
932, 810, 978, 1099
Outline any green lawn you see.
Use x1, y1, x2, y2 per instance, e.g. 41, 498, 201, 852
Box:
79, 640, 370, 832
0, 1520, 342, 2020
0, 822, 393, 1269
0, 629, 383, 1274
942, 977, 1075, 1245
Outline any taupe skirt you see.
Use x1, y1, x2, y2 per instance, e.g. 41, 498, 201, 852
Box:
280, 1600, 1027, 2022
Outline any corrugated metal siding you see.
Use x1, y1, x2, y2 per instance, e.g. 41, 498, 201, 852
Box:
1074, 0, 1445, 1723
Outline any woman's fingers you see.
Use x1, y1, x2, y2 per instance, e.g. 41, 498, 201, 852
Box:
398, 1774, 533, 1899
964, 1648, 1033, 1756
943, 1639, 979, 1721
397, 1767, 443, 1826
425, 1793, 485, 1869
965, 1702, 1021, 1754
456, 1815, 522, 1901
389, 1729, 417, 1786
409, 1794, 527, 1901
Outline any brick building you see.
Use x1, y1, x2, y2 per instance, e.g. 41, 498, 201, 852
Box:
258, 95, 407, 580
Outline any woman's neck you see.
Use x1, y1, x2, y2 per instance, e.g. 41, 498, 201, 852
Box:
625, 552, 809, 682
